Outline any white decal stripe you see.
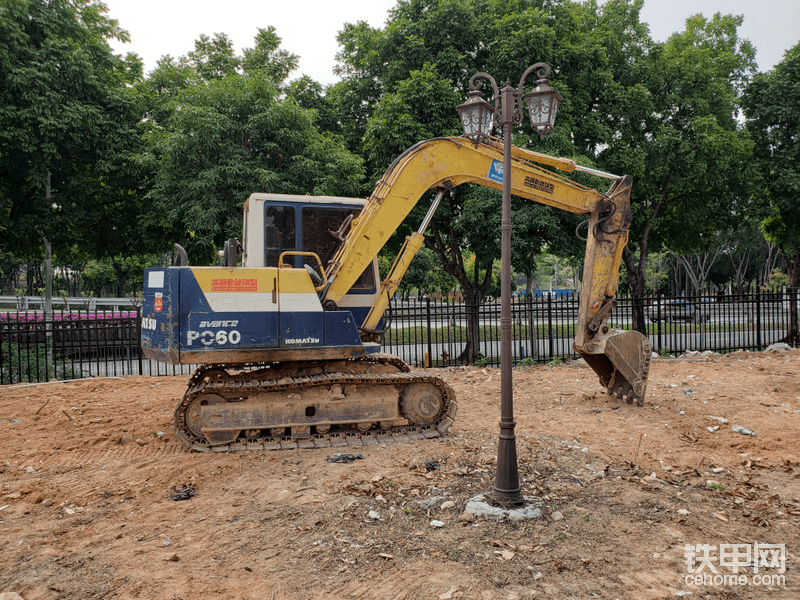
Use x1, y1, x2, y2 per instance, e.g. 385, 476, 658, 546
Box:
203, 292, 364, 313
279, 293, 323, 312
203, 293, 277, 313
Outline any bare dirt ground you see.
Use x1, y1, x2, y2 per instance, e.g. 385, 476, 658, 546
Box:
1, 350, 799, 600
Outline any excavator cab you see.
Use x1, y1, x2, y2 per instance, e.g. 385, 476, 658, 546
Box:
241, 194, 382, 327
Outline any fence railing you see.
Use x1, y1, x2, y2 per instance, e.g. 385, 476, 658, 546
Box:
1, 289, 796, 384
0, 295, 139, 312
0, 308, 195, 385
383, 289, 799, 367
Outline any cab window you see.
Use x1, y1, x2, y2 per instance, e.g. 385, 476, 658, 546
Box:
301, 206, 375, 291
264, 205, 295, 266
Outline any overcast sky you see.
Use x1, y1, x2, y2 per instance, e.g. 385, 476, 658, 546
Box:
103, 0, 799, 85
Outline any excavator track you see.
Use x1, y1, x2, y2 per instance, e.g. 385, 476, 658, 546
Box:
173, 354, 457, 452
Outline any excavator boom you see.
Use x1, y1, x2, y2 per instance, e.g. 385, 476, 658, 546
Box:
324, 137, 651, 404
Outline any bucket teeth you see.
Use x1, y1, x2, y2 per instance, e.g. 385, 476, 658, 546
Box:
578, 329, 651, 406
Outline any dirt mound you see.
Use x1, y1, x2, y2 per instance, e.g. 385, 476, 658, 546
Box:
1, 350, 798, 599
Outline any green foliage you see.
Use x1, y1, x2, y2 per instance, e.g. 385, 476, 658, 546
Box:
139, 31, 365, 263
597, 11, 759, 308
363, 62, 462, 173
0, 0, 148, 260
641, 253, 671, 294
0, 342, 73, 384
743, 43, 800, 286
81, 255, 161, 296
186, 32, 240, 80
766, 268, 789, 290
286, 75, 342, 136
331, 0, 678, 358
242, 26, 300, 84
388, 246, 458, 299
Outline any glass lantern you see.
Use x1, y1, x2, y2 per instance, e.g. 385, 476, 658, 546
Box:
456, 90, 495, 142
523, 81, 562, 140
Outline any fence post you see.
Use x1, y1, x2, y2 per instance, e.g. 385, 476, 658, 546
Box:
789, 287, 799, 348
528, 297, 537, 361
656, 292, 663, 355
547, 294, 554, 359
137, 306, 144, 375
426, 297, 433, 369
756, 285, 762, 349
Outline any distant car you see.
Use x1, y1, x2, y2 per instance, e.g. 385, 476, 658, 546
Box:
649, 300, 709, 323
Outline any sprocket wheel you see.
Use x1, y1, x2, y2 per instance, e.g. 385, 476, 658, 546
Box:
183, 393, 226, 440
401, 382, 445, 426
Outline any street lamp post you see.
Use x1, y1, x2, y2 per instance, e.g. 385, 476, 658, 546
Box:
456, 64, 561, 507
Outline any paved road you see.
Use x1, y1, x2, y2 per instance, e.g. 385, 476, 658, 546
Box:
383, 327, 790, 367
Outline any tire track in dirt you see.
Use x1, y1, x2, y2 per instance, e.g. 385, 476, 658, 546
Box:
45, 442, 189, 468
22, 445, 192, 502
322, 567, 473, 600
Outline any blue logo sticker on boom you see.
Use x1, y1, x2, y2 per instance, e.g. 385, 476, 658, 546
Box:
488, 159, 504, 183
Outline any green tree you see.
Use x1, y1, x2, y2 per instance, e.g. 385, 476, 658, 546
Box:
386, 246, 457, 300
599, 12, 758, 331
141, 32, 365, 262
242, 26, 299, 83
742, 43, 800, 288
82, 255, 161, 296
0, 0, 147, 277
186, 32, 240, 80
286, 75, 342, 137
334, 0, 635, 360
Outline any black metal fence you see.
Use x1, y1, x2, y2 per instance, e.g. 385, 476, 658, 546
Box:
1, 289, 797, 384
384, 288, 799, 368
0, 308, 195, 385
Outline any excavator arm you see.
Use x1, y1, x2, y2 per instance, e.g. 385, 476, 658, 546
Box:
322, 137, 651, 405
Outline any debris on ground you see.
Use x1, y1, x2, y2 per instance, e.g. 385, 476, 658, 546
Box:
169, 485, 198, 501
731, 424, 756, 435
326, 453, 364, 463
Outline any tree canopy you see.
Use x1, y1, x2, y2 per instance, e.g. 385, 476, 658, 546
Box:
1, 0, 791, 322
743, 43, 800, 287
138, 30, 365, 262
0, 0, 146, 261
593, 10, 759, 329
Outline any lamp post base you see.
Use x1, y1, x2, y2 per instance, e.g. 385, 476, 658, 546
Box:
491, 490, 525, 509
466, 493, 542, 519
492, 425, 524, 508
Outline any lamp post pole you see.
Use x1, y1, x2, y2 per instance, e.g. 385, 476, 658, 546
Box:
495, 80, 520, 506
456, 64, 561, 508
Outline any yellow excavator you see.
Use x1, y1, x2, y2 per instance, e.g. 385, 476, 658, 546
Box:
141, 136, 651, 452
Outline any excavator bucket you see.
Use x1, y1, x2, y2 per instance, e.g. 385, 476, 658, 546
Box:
576, 329, 652, 406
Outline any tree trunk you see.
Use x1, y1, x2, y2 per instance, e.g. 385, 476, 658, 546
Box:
783, 250, 800, 347
39, 172, 53, 317
788, 251, 800, 289
458, 287, 483, 363
731, 247, 751, 294
425, 208, 494, 364
39, 232, 52, 317
622, 246, 647, 335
